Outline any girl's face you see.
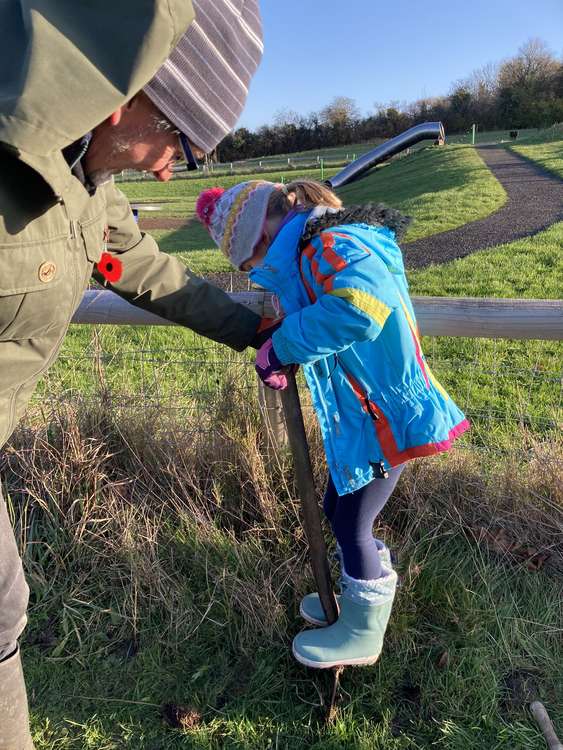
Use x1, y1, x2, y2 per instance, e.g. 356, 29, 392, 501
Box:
240, 232, 269, 271
240, 213, 284, 272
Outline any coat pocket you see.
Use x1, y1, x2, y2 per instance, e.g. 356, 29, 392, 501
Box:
0, 239, 69, 341
0, 239, 67, 295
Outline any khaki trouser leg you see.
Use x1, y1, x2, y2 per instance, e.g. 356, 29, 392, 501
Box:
0, 647, 35, 750
0, 484, 34, 750
0, 484, 29, 659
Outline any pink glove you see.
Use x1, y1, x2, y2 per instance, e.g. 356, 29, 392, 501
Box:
255, 339, 288, 390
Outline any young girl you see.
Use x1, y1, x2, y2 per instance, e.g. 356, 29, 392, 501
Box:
196, 180, 469, 669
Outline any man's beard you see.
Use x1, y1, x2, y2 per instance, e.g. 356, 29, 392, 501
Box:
86, 134, 132, 186
87, 168, 114, 187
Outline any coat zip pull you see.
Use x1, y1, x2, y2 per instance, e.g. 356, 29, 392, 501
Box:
365, 397, 379, 421
370, 461, 389, 479
337, 355, 380, 421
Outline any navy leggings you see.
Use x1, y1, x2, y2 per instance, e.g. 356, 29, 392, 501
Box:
323, 466, 404, 580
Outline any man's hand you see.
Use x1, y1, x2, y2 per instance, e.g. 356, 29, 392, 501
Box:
255, 339, 288, 390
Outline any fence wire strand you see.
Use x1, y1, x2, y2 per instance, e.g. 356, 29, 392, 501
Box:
30, 332, 562, 462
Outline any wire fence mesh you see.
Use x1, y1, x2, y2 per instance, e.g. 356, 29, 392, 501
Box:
8, 326, 560, 580
31, 329, 562, 462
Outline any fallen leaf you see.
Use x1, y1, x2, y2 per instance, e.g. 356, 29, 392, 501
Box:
161, 703, 202, 730
476, 526, 550, 571
436, 651, 449, 669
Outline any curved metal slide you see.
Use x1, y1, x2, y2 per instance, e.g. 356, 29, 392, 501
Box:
327, 121, 445, 189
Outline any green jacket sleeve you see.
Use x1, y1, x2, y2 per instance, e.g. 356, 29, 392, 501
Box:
93, 182, 260, 352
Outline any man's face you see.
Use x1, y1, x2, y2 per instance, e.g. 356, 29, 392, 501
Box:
85, 92, 204, 183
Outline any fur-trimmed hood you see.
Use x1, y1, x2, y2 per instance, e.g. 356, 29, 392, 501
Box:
300, 203, 411, 249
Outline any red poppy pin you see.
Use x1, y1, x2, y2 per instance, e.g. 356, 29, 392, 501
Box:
97, 252, 123, 283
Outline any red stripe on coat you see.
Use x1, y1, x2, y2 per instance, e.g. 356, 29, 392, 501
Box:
343, 370, 470, 467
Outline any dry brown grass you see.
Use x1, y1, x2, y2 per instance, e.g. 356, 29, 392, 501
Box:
2, 385, 561, 662
385, 441, 563, 573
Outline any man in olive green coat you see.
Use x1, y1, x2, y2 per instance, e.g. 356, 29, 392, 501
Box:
0, 2, 265, 747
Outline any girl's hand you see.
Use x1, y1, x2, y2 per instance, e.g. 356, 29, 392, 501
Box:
255, 339, 289, 390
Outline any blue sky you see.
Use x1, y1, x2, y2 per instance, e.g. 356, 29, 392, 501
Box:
239, 0, 563, 130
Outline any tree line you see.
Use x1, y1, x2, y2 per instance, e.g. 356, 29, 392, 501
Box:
217, 39, 563, 162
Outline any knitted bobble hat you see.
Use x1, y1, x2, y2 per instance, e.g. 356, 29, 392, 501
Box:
144, 0, 263, 154
196, 181, 279, 269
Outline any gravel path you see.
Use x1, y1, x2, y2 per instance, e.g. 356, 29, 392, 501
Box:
140, 217, 188, 230
402, 146, 563, 268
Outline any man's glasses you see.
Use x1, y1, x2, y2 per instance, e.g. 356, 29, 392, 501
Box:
157, 114, 201, 172
179, 132, 200, 172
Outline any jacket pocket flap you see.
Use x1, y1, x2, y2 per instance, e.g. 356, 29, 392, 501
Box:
0, 241, 67, 295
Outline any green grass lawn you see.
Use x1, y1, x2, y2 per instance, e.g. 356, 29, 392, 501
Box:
508, 125, 563, 179
13, 131, 562, 749
408, 221, 563, 451
42, 138, 560, 454
46, 140, 529, 419
337, 144, 506, 241
40, 220, 560, 465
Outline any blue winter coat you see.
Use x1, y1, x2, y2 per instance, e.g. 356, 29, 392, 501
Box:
250, 210, 469, 496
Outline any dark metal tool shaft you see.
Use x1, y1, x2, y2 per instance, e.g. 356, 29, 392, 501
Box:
280, 372, 339, 625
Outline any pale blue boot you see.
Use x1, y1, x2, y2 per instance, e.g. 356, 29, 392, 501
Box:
299, 545, 392, 626
293, 566, 397, 669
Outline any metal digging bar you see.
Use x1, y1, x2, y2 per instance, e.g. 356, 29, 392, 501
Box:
280, 372, 339, 625
326, 121, 445, 189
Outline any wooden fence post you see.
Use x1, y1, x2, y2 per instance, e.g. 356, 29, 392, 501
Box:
257, 377, 288, 454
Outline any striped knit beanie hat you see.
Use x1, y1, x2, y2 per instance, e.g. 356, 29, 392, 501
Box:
144, 0, 263, 154
196, 181, 279, 269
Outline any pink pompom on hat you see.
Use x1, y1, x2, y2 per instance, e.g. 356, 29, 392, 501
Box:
196, 181, 279, 269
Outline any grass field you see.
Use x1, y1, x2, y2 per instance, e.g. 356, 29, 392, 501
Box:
8, 131, 562, 749
146, 128, 540, 172
508, 124, 563, 179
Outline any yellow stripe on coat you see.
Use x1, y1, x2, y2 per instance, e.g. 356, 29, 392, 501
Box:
329, 288, 391, 328
397, 293, 449, 399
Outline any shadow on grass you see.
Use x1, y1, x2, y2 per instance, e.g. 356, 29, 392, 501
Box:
143, 217, 210, 257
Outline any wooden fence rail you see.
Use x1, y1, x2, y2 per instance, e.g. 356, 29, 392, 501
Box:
73, 290, 563, 341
